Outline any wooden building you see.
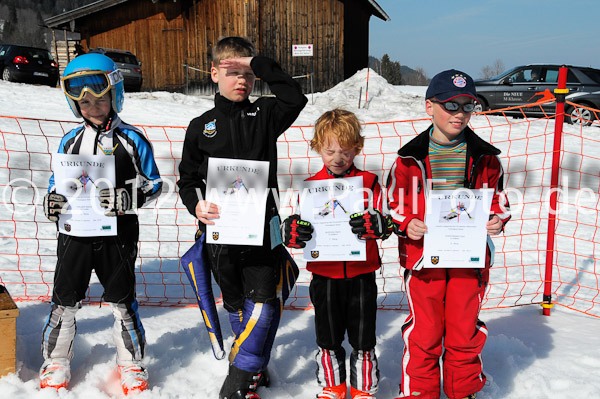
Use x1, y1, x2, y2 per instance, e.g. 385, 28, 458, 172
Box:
45, 0, 389, 93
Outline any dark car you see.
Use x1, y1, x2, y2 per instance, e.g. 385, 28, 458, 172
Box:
88, 47, 143, 92
475, 64, 600, 126
0, 44, 59, 87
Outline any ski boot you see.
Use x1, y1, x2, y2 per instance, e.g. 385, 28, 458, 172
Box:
350, 386, 375, 398
252, 368, 270, 389
39, 358, 71, 390
119, 364, 148, 395
317, 382, 347, 399
220, 365, 265, 399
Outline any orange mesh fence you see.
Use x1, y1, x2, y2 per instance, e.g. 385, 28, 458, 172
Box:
1, 101, 599, 317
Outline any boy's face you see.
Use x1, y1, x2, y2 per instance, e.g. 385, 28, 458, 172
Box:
78, 92, 111, 126
425, 96, 473, 142
211, 64, 255, 102
318, 137, 358, 175
425, 95, 474, 141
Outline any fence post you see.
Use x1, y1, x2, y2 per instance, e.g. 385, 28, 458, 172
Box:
183, 64, 189, 95
364, 68, 370, 109
542, 66, 568, 316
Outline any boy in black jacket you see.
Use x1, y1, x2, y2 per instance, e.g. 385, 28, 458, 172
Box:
177, 36, 307, 399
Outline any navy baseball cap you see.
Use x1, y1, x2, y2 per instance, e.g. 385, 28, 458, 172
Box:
426, 69, 477, 102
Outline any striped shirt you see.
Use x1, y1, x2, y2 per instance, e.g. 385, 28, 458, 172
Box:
429, 129, 467, 189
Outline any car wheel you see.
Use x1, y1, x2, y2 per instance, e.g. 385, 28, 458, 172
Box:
2, 67, 13, 82
566, 104, 593, 127
474, 96, 487, 113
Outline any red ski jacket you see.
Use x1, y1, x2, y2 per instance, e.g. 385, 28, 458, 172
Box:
306, 165, 383, 279
385, 125, 511, 270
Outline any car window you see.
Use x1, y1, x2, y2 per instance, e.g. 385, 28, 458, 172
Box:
509, 68, 542, 83
25, 49, 52, 61
580, 69, 600, 84
544, 68, 559, 84
105, 52, 137, 65
566, 70, 580, 84
494, 66, 521, 81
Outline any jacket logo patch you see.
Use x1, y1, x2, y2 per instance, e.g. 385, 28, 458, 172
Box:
311, 250, 319, 259
246, 106, 260, 117
212, 232, 219, 241
431, 256, 439, 265
203, 120, 217, 137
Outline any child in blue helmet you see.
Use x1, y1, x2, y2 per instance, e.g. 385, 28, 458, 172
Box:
40, 53, 162, 394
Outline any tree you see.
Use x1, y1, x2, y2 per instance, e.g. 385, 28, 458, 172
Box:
405, 66, 429, 86
368, 56, 381, 75
480, 59, 505, 79
380, 54, 402, 85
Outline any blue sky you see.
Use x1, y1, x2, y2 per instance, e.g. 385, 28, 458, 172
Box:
369, 0, 600, 79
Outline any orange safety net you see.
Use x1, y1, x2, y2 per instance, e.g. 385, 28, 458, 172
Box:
1, 101, 599, 317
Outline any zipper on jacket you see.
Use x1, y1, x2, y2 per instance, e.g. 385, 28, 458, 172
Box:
343, 261, 348, 279
240, 110, 250, 153
468, 156, 483, 188
229, 118, 240, 158
93, 129, 101, 155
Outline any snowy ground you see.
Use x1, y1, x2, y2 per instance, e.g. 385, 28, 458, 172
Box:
1, 70, 599, 398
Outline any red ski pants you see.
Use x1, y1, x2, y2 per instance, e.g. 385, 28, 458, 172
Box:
400, 267, 489, 399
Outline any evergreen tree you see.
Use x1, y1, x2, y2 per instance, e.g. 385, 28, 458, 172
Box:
380, 54, 403, 85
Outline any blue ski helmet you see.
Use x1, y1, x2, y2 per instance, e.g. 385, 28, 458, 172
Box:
61, 53, 124, 118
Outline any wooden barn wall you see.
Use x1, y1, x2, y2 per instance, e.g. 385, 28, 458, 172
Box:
258, 0, 344, 93
183, 0, 261, 93
67, 0, 370, 93
343, 0, 371, 79
77, 1, 188, 91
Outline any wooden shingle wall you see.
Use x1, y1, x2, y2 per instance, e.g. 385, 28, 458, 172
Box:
68, 0, 367, 93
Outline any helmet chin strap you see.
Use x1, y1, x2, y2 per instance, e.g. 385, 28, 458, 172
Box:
83, 109, 116, 133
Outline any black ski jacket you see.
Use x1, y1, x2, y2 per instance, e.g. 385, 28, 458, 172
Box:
177, 56, 307, 238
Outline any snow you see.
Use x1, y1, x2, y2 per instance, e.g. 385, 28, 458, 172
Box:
1, 70, 599, 399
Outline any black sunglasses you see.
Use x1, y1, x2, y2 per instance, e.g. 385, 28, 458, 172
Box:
431, 100, 476, 113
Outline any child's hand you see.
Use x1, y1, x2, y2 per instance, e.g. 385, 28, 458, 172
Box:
487, 214, 503, 236
195, 201, 220, 225
218, 57, 253, 70
407, 218, 427, 240
349, 210, 393, 240
282, 215, 313, 249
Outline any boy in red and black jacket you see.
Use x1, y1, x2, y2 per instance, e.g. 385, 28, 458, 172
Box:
386, 70, 511, 399
282, 109, 392, 399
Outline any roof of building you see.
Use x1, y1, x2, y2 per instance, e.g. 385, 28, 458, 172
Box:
45, 0, 390, 30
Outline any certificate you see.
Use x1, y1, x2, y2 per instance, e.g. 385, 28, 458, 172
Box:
205, 157, 269, 246
300, 177, 366, 262
52, 153, 117, 237
423, 189, 493, 268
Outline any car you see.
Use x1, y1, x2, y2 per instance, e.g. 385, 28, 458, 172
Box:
0, 44, 59, 87
474, 64, 600, 126
88, 47, 143, 92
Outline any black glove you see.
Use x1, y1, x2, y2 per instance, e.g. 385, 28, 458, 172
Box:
349, 210, 393, 240
43, 193, 68, 222
282, 214, 313, 249
98, 188, 132, 216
